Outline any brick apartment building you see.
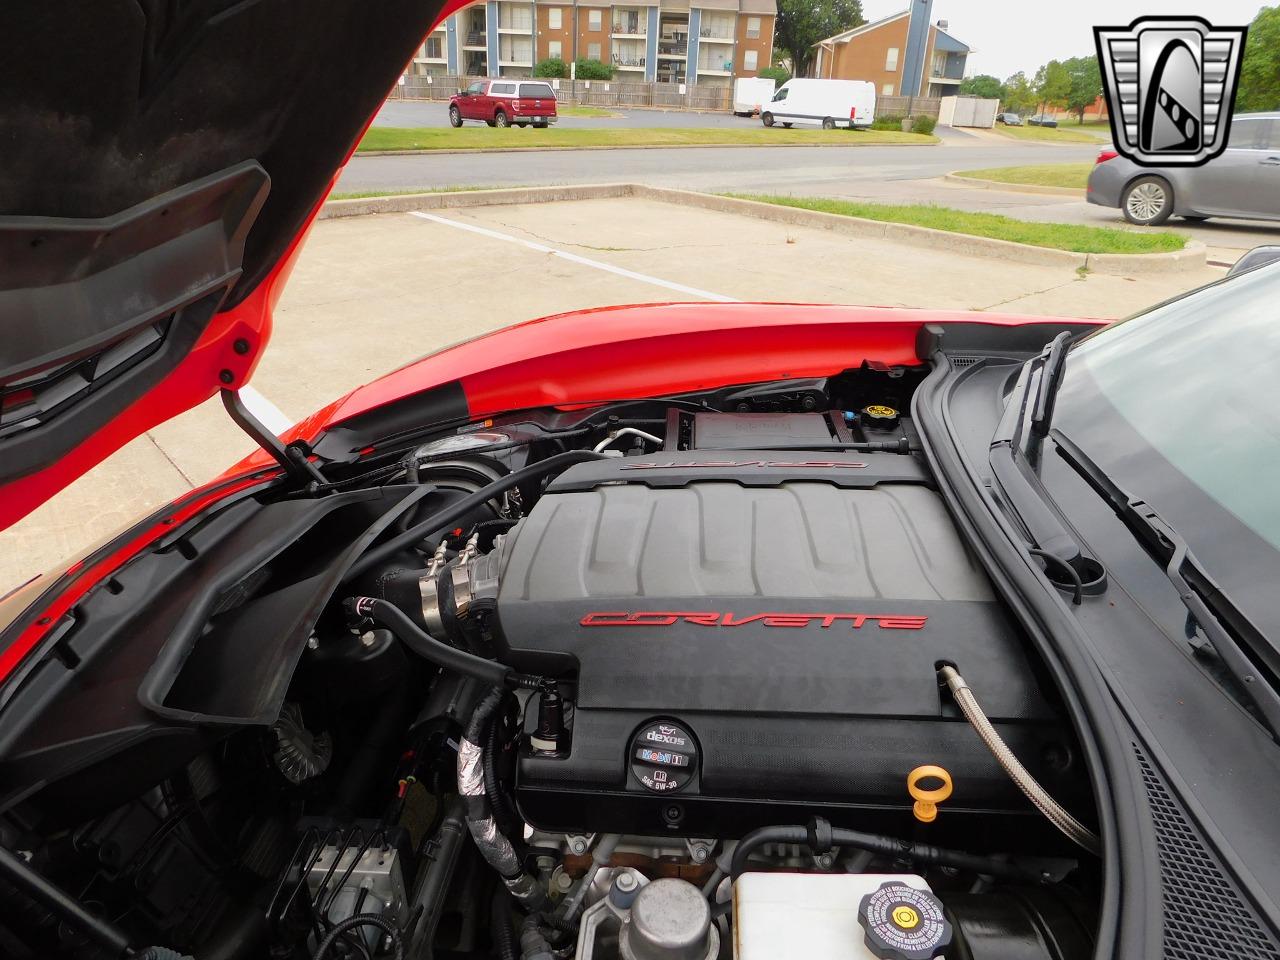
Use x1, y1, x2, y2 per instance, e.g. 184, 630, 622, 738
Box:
410, 0, 776, 86
812, 0, 969, 97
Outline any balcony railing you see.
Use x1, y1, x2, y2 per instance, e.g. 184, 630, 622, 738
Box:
612, 22, 647, 35
657, 39, 688, 56
465, 31, 486, 46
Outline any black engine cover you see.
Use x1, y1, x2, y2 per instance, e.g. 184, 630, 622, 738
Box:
495, 452, 1080, 834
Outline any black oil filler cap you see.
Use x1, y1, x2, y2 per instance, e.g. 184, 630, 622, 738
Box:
630, 720, 698, 793
858, 882, 952, 960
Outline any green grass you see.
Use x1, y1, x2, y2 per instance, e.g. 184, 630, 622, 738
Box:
357, 126, 937, 152
725, 194, 1187, 255
954, 163, 1093, 189
991, 124, 1105, 144
328, 186, 515, 200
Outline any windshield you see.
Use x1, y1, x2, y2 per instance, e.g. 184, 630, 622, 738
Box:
1052, 262, 1280, 630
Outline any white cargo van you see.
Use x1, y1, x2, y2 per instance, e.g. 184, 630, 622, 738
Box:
761, 78, 876, 129
732, 76, 777, 116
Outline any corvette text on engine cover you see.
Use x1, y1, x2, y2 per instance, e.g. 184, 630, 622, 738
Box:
579, 611, 930, 629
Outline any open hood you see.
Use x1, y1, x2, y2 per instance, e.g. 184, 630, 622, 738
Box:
0, 0, 451, 529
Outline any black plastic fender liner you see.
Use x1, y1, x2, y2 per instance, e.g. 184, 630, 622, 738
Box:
911, 351, 1161, 960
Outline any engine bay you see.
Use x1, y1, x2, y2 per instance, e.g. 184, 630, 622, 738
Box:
0, 366, 1102, 960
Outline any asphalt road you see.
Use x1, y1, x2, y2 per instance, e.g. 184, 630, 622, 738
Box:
375, 98, 762, 129
340, 123, 1280, 254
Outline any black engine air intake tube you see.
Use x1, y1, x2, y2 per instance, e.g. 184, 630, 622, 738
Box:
345, 597, 550, 693
729, 820, 1046, 884
346, 597, 510, 687
344, 449, 609, 583
460, 689, 549, 912
939, 665, 1102, 856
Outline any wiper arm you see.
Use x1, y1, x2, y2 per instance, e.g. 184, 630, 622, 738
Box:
1053, 430, 1280, 739
1028, 331, 1072, 460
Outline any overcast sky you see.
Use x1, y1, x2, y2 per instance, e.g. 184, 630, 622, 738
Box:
857, 0, 1269, 80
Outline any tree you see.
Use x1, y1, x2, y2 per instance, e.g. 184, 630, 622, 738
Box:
1001, 71, 1037, 114
775, 0, 864, 78
959, 74, 1003, 100
1033, 60, 1071, 115
759, 65, 791, 85
1062, 55, 1102, 123
1238, 5, 1280, 112
533, 58, 567, 78
574, 57, 613, 80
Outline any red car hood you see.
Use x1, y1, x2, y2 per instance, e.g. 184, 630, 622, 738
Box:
0, 0, 462, 530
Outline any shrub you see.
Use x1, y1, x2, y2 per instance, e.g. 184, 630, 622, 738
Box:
870, 114, 904, 131
574, 57, 613, 80
533, 58, 567, 78
758, 65, 790, 85
911, 114, 937, 135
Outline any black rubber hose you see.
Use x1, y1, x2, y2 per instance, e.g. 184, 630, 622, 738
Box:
491, 887, 518, 960
344, 450, 607, 582
312, 914, 403, 960
729, 824, 1042, 884
484, 703, 522, 832
345, 597, 511, 687
0, 845, 134, 957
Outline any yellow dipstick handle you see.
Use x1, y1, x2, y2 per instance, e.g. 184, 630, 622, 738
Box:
907, 765, 953, 824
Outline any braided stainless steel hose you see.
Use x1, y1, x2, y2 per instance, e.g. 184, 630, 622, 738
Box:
939, 665, 1101, 856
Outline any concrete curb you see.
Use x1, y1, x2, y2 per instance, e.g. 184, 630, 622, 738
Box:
356, 137, 939, 157
321, 183, 1206, 275
943, 173, 1086, 197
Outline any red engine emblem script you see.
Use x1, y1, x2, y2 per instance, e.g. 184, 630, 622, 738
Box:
580, 611, 928, 630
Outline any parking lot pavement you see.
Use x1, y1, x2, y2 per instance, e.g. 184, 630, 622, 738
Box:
374, 98, 761, 129
0, 196, 1224, 592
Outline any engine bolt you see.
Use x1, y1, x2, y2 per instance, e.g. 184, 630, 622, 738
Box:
306, 636, 319, 650
615, 872, 638, 893
360, 631, 377, 648
555, 871, 573, 892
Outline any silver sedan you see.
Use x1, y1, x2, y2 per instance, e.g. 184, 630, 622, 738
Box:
1086, 112, 1280, 225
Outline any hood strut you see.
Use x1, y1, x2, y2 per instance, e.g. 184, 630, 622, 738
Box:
221, 389, 325, 485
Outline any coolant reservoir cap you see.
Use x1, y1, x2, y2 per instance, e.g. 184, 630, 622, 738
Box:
858, 882, 952, 960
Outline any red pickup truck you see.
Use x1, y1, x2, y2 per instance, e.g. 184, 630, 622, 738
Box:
449, 79, 558, 128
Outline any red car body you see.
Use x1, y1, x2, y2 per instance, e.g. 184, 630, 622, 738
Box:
0, 302, 1093, 684
449, 78, 558, 127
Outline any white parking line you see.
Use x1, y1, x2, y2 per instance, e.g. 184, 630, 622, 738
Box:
408, 210, 739, 303
240, 385, 293, 435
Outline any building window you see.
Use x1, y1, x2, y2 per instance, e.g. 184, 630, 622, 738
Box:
588, 9, 602, 31
548, 7, 562, 29
885, 46, 899, 71
931, 52, 946, 77
881, 82, 894, 95
588, 41, 602, 60
743, 49, 758, 71
746, 16, 761, 38
424, 36, 443, 58
548, 39, 562, 58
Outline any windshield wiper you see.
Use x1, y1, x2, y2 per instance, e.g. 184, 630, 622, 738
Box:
1053, 430, 1280, 739
1027, 331, 1072, 461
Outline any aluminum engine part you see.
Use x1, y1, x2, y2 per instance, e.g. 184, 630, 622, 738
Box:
306, 841, 408, 940
576, 873, 723, 960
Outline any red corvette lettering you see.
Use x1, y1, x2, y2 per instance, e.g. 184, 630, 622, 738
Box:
619, 460, 868, 470
580, 611, 927, 630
